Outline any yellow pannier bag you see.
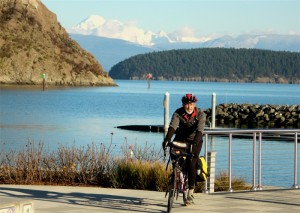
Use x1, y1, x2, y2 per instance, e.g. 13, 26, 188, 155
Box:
196, 156, 209, 182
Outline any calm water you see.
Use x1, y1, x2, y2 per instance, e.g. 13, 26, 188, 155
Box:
1, 80, 299, 187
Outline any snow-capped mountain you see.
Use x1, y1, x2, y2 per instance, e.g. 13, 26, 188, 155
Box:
69, 15, 300, 71
70, 15, 217, 46
199, 34, 300, 52
71, 15, 157, 46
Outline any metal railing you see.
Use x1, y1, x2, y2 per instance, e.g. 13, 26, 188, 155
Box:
203, 128, 299, 192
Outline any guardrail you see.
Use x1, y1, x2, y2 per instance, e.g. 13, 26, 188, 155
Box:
203, 128, 299, 193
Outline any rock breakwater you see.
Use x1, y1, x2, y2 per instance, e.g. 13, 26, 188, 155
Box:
204, 103, 300, 128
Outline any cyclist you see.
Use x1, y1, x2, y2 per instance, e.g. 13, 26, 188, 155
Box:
162, 93, 206, 206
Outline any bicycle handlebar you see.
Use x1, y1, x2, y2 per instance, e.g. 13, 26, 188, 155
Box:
164, 141, 194, 158
165, 146, 193, 159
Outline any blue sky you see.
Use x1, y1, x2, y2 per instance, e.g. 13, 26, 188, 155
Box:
41, 0, 300, 37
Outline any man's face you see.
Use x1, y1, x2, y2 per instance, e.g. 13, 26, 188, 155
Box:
183, 102, 195, 114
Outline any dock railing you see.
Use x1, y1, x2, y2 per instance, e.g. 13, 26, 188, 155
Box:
203, 128, 299, 193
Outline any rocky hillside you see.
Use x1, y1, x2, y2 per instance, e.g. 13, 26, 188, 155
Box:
0, 0, 116, 86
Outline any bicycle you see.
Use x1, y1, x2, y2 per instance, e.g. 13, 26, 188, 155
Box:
164, 141, 192, 213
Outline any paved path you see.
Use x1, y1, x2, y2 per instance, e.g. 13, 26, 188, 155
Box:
0, 185, 299, 212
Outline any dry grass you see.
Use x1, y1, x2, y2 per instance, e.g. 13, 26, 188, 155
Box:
0, 140, 249, 192
214, 171, 251, 191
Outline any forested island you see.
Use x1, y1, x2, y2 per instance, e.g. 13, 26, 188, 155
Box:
109, 48, 300, 84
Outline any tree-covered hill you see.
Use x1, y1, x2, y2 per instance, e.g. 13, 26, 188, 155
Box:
109, 48, 300, 83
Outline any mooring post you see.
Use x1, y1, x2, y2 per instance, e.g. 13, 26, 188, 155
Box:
163, 92, 170, 137
41, 73, 46, 91
42, 78, 45, 91
210, 92, 216, 151
147, 73, 152, 89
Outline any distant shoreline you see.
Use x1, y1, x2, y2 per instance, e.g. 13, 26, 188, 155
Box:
0, 83, 118, 90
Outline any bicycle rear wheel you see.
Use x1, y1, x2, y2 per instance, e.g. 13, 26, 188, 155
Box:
167, 172, 177, 213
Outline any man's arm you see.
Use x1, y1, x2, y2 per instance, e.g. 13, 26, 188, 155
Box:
162, 126, 175, 149
162, 110, 180, 149
191, 110, 206, 155
197, 110, 206, 133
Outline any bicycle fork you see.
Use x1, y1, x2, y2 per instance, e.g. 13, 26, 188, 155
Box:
178, 170, 184, 193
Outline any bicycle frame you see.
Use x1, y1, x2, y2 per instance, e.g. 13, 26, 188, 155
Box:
165, 146, 191, 213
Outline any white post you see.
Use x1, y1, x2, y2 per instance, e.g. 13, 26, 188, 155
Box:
163, 92, 170, 137
293, 132, 298, 189
211, 92, 216, 128
208, 151, 216, 193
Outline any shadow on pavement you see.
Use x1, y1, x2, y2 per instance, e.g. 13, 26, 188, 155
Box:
0, 187, 166, 213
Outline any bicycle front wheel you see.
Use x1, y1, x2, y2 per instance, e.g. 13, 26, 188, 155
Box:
167, 172, 177, 213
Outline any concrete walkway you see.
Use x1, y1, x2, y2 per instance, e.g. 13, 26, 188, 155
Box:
0, 185, 299, 213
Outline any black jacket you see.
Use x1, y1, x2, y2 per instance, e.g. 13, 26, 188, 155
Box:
166, 107, 206, 143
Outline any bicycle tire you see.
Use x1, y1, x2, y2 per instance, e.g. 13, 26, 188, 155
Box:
167, 172, 177, 213
176, 170, 181, 200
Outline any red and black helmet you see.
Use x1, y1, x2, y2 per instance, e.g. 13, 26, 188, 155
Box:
181, 93, 197, 104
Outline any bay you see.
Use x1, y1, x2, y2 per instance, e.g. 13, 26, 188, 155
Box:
0, 80, 299, 188
1, 80, 299, 150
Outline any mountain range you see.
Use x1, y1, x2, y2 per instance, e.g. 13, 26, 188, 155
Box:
71, 33, 300, 72
69, 15, 300, 72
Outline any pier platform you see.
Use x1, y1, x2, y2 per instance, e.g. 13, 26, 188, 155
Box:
1, 185, 299, 213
